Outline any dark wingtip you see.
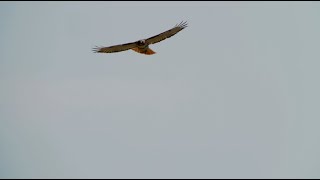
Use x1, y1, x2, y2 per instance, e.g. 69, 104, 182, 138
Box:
92, 46, 102, 53
175, 20, 188, 29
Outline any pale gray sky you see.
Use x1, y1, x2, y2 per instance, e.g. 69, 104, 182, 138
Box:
1, 1, 320, 178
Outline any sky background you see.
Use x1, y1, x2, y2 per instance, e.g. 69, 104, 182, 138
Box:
1, 1, 320, 178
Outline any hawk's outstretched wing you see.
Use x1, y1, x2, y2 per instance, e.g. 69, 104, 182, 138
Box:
92, 42, 137, 53
145, 21, 188, 45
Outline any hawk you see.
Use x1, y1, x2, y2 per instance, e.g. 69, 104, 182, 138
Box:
93, 21, 188, 55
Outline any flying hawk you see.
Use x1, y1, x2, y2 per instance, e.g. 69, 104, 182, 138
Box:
93, 21, 188, 55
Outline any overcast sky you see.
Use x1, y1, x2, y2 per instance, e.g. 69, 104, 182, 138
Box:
1, 1, 320, 178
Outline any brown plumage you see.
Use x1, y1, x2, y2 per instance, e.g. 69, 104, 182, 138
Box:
131, 47, 156, 55
93, 21, 188, 55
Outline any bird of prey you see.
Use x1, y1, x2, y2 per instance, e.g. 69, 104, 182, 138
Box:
92, 21, 188, 55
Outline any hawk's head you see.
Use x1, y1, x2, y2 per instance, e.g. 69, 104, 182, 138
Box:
137, 39, 146, 46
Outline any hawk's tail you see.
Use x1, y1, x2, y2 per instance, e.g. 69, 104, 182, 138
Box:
131, 47, 156, 55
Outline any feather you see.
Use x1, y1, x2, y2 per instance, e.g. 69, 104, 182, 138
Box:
145, 21, 188, 45
92, 42, 137, 53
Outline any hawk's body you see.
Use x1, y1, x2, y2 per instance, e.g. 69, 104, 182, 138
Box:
130, 40, 156, 55
93, 21, 188, 55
